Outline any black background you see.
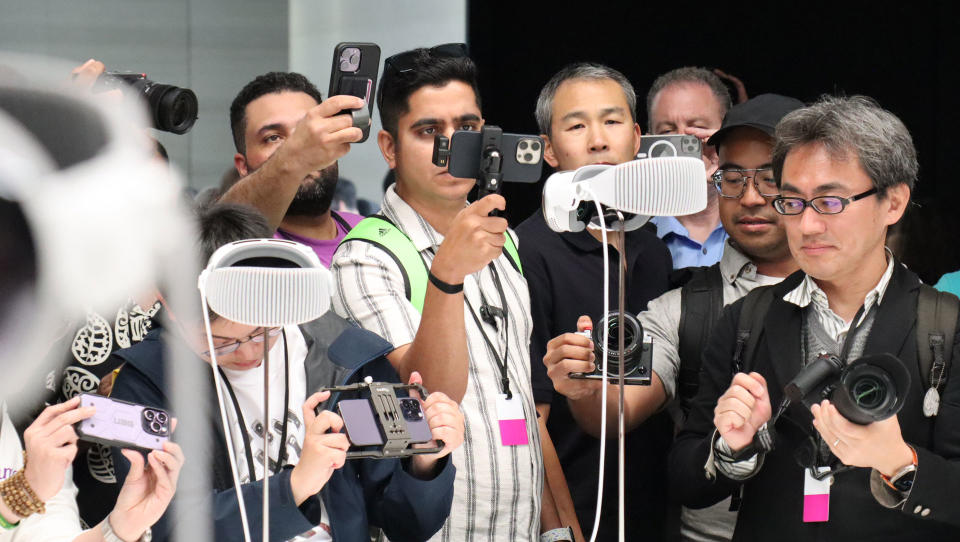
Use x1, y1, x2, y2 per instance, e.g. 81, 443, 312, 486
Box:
468, 1, 960, 282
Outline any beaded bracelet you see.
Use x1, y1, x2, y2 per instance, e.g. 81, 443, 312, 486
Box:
0, 453, 46, 519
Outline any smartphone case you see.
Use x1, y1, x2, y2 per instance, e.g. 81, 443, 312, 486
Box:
75, 393, 170, 452
447, 130, 544, 183
328, 42, 381, 143
636, 134, 701, 159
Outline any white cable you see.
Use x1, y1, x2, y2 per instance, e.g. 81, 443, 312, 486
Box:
580, 186, 609, 542
200, 291, 253, 542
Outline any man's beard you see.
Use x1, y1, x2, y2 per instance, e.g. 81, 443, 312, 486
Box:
285, 163, 338, 218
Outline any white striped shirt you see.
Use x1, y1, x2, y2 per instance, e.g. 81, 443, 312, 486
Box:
331, 186, 543, 541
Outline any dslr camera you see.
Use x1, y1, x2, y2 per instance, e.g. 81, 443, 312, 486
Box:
569, 311, 652, 385
96, 71, 198, 134
785, 352, 911, 425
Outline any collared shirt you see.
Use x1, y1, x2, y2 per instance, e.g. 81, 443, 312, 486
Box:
331, 186, 543, 542
712, 252, 896, 480
640, 240, 784, 542
652, 215, 729, 269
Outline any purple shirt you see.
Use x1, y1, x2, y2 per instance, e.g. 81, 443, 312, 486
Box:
274, 211, 364, 268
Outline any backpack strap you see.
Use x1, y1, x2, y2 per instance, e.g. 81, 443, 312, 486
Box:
733, 285, 777, 376
340, 214, 427, 312
677, 265, 725, 415
339, 214, 523, 314
917, 284, 959, 417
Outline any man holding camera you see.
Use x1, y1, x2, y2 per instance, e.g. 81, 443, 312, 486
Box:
669, 96, 960, 540
646, 67, 732, 268
220, 72, 367, 267
331, 45, 544, 541
516, 62, 675, 540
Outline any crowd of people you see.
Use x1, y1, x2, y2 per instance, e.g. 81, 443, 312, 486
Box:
1, 42, 960, 542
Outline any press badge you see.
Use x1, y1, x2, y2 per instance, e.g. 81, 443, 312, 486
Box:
496, 394, 528, 446
803, 467, 832, 522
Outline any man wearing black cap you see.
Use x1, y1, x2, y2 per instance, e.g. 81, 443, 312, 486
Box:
543, 94, 803, 541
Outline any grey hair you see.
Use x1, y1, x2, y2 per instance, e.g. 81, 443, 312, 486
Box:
772, 95, 917, 196
645, 67, 731, 132
535, 63, 637, 136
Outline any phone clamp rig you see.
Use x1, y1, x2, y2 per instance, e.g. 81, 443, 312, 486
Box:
320, 378, 444, 459
432, 125, 506, 198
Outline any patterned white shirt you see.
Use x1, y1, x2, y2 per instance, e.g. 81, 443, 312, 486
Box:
331, 185, 543, 541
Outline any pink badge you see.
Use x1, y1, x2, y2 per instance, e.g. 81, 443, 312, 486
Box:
496, 394, 529, 446
802, 467, 831, 523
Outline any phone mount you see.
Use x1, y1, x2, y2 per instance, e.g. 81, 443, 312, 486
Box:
433, 125, 507, 214
320, 378, 444, 459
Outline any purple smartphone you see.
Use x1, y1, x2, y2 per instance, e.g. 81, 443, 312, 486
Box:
75, 393, 170, 452
338, 398, 432, 446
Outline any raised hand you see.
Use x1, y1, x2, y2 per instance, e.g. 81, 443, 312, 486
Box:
430, 194, 508, 284
22, 396, 95, 502
543, 315, 598, 401
407, 371, 464, 476
714, 372, 772, 452
289, 391, 350, 505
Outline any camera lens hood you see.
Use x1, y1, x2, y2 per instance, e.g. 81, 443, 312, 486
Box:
592, 311, 642, 374
832, 353, 911, 425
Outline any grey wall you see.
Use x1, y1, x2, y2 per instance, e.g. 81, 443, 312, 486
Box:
0, 0, 289, 189
289, 0, 467, 205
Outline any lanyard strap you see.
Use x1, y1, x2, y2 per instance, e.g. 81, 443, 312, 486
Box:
464, 263, 512, 398
218, 328, 291, 478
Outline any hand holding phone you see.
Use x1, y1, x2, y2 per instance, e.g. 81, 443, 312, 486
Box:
291, 390, 350, 504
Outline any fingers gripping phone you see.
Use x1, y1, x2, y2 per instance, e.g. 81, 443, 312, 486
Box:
75, 393, 170, 452
328, 42, 380, 142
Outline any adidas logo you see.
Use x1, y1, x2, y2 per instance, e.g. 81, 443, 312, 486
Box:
378, 228, 389, 238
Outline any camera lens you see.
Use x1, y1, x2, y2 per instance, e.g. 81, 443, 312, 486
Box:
155, 411, 168, 424
531, 141, 541, 151
593, 311, 642, 375
524, 153, 533, 162
146, 83, 198, 135
150, 420, 163, 434
519, 141, 528, 150
850, 374, 887, 409
143, 409, 155, 421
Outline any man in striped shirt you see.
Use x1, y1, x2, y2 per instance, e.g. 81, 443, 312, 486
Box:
331, 45, 544, 541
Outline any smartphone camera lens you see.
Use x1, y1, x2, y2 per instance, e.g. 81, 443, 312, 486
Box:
150, 420, 164, 434
143, 409, 155, 421
531, 141, 541, 151
399, 398, 423, 421
524, 153, 533, 162
519, 140, 528, 151
155, 411, 168, 424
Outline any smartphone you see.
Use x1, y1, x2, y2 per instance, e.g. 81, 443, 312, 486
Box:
75, 393, 170, 452
636, 134, 701, 159
328, 42, 380, 142
446, 130, 544, 183
337, 397, 432, 446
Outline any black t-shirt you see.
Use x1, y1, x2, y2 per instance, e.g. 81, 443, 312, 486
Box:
517, 212, 674, 541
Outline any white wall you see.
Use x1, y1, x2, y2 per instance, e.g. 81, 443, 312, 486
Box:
289, 0, 467, 204
0, 0, 289, 189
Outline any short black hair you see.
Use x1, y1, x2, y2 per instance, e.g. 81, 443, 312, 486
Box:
229, 72, 323, 154
377, 49, 480, 138
195, 202, 272, 264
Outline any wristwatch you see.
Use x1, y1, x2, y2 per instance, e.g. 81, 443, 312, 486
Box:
888, 463, 918, 492
540, 526, 574, 542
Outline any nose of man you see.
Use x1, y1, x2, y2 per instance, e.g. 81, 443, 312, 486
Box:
797, 205, 827, 236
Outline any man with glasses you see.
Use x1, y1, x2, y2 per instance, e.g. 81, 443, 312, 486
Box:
108, 202, 463, 541
332, 45, 545, 541
669, 95, 960, 540
543, 93, 801, 541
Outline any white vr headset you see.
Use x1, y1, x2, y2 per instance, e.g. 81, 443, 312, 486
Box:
541, 157, 708, 232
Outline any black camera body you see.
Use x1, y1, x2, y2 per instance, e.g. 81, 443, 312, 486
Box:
786, 352, 911, 425
569, 311, 652, 385
97, 71, 198, 134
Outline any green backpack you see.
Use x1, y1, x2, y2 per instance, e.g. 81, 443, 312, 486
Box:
339, 214, 522, 313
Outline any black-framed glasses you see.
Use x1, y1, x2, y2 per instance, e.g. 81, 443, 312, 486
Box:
712, 168, 779, 199
379, 43, 469, 107
202, 327, 281, 357
773, 187, 878, 215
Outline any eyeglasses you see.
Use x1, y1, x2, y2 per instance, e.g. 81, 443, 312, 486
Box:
202, 327, 281, 357
379, 43, 469, 107
773, 187, 878, 215
712, 168, 780, 199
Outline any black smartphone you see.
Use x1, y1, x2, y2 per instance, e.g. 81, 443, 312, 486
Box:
636, 134, 702, 159
446, 130, 544, 183
75, 393, 170, 452
328, 42, 380, 143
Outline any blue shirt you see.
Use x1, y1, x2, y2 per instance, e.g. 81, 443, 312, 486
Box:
652, 215, 728, 269
935, 270, 960, 297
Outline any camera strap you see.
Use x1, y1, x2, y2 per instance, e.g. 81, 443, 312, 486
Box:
218, 328, 291, 479
464, 262, 512, 399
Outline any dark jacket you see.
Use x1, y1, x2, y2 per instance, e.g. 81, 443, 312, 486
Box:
669, 263, 960, 541
109, 312, 455, 542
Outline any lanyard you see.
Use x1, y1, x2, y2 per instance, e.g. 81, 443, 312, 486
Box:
464, 262, 513, 399
218, 328, 291, 479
